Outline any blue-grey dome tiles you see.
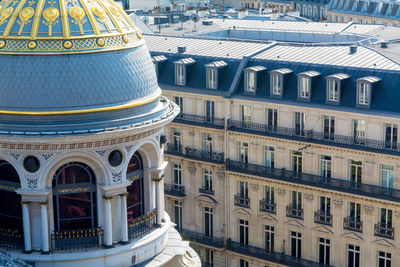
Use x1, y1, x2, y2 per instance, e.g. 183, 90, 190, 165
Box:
0, 45, 158, 111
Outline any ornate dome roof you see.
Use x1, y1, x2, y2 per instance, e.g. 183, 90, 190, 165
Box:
0, 0, 143, 54
0, 0, 169, 136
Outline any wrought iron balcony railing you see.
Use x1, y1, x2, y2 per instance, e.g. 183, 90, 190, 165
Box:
343, 217, 363, 232
286, 205, 304, 220
227, 119, 400, 156
0, 228, 24, 251
199, 186, 215, 195
177, 227, 224, 248
51, 227, 103, 251
128, 209, 157, 240
185, 147, 224, 164
259, 199, 276, 214
164, 183, 185, 198
374, 223, 394, 239
165, 143, 183, 156
173, 113, 225, 129
314, 210, 332, 226
227, 239, 330, 267
234, 194, 250, 208
226, 159, 400, 203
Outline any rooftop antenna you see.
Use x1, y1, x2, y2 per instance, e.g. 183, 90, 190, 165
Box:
192, 14, 199, 32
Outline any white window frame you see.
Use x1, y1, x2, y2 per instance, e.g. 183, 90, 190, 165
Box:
204, 207, 213, 237
378, 251, 391, 267
264, 146, 275, 168
245, 71, 256, 92
203, 169, 213, 191
175, 64, 185, 86
207, 67, 217, 89
203, 133, 213, 154
271, 72, 281, 95
347, 244, 360, 267
173, 163, 182, 186
299, 76, 310, 99
174, 200, 183, 229
264, 225, 274, 251
327, 79, 339, 102
381, 165, 394, 189
320, 155, 331, 178
238, 142, 249, 163
358, 82, 370, 105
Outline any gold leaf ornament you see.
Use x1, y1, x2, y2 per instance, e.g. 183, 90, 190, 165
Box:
42, 7, 59, 36
92, 5, 110, 32
69, 6, 86, 35
17, 7, 34, 35
0, 7, 14, 26
0, 40, 6, 49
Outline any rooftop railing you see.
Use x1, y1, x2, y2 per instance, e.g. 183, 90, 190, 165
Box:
227, 239, 331, 267
227, 119, 400, 156
164, 183, 186, 198
177, 228, 224, 248
173, 113, 225, 129
128, 209, 157, 240
185, 147, 224, 164
226, 159, 400, 203
51, 227, 103, 251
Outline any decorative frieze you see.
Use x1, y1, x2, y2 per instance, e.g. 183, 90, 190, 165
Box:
9, 152, 20, 160
0, 128, 160, 151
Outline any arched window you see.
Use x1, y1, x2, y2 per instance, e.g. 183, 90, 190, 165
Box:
52, 162, 97, 231
126, 152, 144, 223
0, 161, 22, 230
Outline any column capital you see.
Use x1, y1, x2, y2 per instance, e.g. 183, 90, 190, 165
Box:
152, 174, 164, 182
21, 200, 31, 205
39, 201, 48, 206
103, 195, 113, 200
150, 161, 168, 181
120, 192, 129, 197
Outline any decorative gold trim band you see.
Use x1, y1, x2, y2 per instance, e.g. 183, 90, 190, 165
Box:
0, 90, 161, 116
0, 31, 143, 55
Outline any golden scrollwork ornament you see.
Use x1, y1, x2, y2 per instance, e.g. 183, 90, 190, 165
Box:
0, 7, 14, 26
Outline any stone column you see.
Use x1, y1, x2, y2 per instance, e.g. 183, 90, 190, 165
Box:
104, 195, 114, 248
153, 176, 163, 226
21, 201, 32, 253
120, 192, 129, 244
40, 201, 49, 254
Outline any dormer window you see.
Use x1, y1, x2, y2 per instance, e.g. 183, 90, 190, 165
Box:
205, 61, 227, 90
326, 73, 349, 105
244, 66, 266, 94
152, 55, 167, 80
297, 71, 320, 102
269, 68, 292, 98
356, 76, 380, 108
174, 58, 196, 86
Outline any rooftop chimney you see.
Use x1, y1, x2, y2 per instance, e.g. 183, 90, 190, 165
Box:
381, 41, 389, 48
350, 46, 357, 53
177, 46, 186, 53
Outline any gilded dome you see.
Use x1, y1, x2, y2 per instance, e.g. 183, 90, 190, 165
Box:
0, 0, 143, 54
0, 0, 168, 135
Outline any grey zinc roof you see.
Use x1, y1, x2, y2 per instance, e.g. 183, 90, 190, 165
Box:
205, 60, 228, 68
298, 70, 321, 77
252, 45, 400, 71
246, 65, 267, 72
357, 76, 381, 83
271, 68, 293, 74
144, 35, 269, 59
173, 57, 196, 65
327, 73, 350, 80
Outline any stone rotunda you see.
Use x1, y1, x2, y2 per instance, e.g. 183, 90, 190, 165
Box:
0, 0, 199, 266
